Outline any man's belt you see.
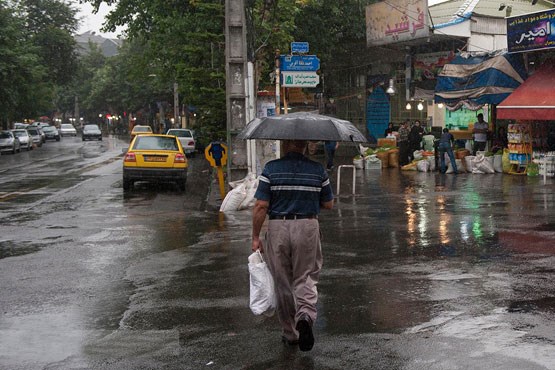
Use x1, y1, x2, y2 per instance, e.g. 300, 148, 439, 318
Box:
269, 214, 318, 220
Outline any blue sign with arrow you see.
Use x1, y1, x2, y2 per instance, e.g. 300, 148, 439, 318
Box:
280, 55, 320, 72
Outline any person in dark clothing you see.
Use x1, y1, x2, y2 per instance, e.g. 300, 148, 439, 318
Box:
384, 122, 394, 137
409, 120, 424, 157
397, 121, 410, 166
438, 128, 457, 173
324, 141, 338, 170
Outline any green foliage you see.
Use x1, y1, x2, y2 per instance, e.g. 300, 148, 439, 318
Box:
0, 1, 50, 126
0, 0, 79, 125
84, 0, 226, 134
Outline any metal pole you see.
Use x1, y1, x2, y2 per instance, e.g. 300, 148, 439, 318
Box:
275, 49, 281, 115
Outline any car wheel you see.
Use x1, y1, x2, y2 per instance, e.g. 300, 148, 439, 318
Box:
82, 137, 85, 141
56, 138, 60, 141
99, 137, 102, 141
123, 179, 133, 191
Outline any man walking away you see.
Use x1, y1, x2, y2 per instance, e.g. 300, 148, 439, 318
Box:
251, 140, 334, 351
472, 113, 488, 155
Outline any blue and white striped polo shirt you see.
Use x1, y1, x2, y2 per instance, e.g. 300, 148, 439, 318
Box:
254, 152, 334, 216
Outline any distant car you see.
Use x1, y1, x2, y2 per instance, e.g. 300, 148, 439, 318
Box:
0, 131, 21, 154
166, 128, 196, 157
42, 126, 60, 141
11, 129, 33, 150
82, 124, 102, 141
130, 125, 153, 141
26, 127, 43, 147
14, 123, 29, 130
123, 134, 188, 191
59, 123, 77, 137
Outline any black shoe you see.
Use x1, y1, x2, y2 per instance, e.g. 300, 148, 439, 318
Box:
281, 336, 299, 346
296, 319, 314, 352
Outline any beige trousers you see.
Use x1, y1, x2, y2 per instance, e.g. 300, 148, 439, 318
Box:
265, 219, 323, 341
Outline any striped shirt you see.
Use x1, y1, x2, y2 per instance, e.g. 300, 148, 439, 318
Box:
254, 152, 334, 216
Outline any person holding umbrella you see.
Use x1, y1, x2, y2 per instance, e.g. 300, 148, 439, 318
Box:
251, 139, 334, 352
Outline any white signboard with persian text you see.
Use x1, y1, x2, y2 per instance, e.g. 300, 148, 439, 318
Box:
281, 72, 320, 87
366, 0, 429, 46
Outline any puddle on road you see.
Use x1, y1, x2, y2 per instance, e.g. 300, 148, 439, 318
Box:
0, 240, 43, 259
508, 297, 555, 313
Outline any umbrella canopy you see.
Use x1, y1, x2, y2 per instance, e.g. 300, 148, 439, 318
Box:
237, 112, 367, 142
497, 61, 555, 120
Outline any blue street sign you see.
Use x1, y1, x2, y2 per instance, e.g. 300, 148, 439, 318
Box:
291, 42, 309, 53
280, 55, 320, 72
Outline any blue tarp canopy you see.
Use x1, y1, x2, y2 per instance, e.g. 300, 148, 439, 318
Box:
434, 53, 527, 109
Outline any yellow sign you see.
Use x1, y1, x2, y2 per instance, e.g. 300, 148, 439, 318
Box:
204, 142, 228, 167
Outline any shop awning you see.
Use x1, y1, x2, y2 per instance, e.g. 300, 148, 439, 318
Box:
434, 53, 527, 108
497, 62, 555, 120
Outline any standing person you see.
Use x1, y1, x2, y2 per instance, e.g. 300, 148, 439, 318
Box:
409, 120, 424, 156
472, 113, 489, 155
324, 140, 339, 171
384, 122, 394, 137
251, 140, 334, 352
438, 128, 458, 173
397, 120, 410, 166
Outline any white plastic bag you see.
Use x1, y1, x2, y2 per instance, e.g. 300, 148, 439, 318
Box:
248, 250, 276, 316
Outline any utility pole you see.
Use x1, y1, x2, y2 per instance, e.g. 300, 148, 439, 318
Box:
225, 0, 249, 181
74, 96, 80, 129
173, 82, 179, 129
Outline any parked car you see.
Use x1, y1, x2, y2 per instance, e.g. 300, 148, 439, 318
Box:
123, 134, 188, 191
59, 123, 77, 137
130, 125, 153, 141
14, 122, 29, 130
11, 129, 33, 150
0, 131, 21, 154
42, 125, 60, 141
166, 128, 196, 157
82, 124, 102, 141
26, 127, 43, 147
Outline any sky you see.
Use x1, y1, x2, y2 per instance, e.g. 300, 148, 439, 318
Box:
74, 1, 121, 38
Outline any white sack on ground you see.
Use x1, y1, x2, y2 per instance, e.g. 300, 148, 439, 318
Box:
220, 173, 259, 212
417, 160, 429, 172
493, 155, 503, 173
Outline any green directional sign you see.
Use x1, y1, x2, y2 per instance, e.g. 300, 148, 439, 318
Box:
282, 72, 320, 87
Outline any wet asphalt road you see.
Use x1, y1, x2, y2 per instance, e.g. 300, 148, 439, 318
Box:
1, 139, 555, 369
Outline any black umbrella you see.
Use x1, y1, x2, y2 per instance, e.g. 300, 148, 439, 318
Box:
237, 112, 368, 142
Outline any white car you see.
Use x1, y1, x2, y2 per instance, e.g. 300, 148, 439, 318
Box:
11, 129, 33, 150
166, 129, 196, 157
59, 123, 77, 137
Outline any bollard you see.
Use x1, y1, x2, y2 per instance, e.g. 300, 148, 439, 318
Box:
336, 165, 356, 195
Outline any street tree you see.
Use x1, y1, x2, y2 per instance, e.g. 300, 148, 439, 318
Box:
0, 1, 48, 127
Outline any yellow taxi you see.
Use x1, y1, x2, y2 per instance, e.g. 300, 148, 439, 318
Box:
130, 125, 153, 141
123, 134, 188, 191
